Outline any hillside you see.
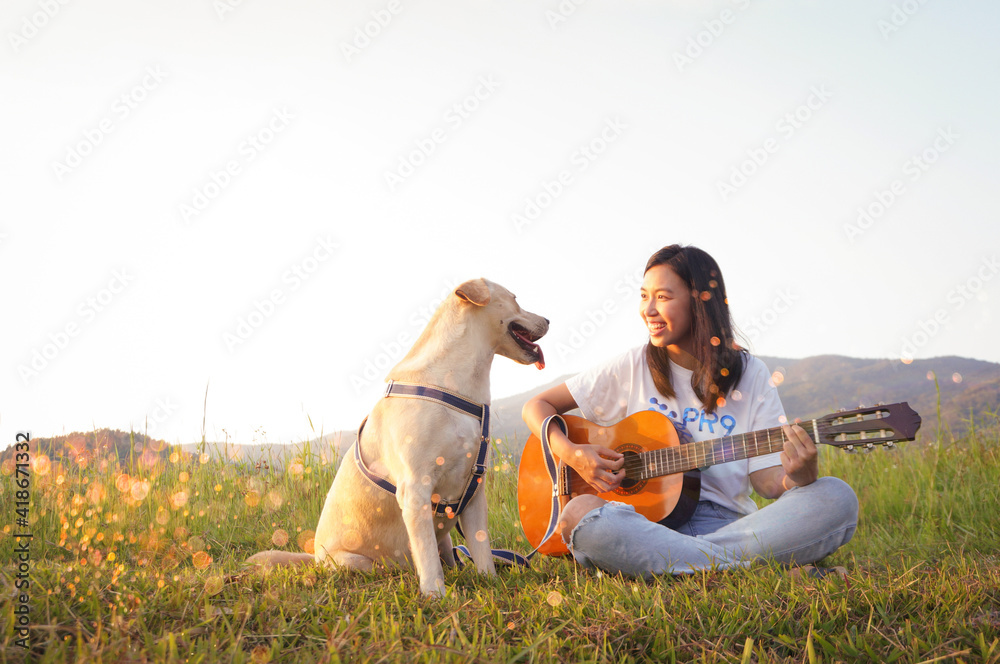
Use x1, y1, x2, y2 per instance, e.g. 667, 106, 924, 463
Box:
759, 355, 1000, 436
0, 429, 172, 471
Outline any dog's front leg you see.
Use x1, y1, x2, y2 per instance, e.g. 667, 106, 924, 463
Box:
456, 487, 497, 576
397, 483, 447, 597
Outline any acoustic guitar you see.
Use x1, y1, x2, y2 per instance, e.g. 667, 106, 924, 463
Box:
517, 402, 921, 556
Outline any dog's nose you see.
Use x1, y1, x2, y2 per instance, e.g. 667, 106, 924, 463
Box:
544, 318, 550, 324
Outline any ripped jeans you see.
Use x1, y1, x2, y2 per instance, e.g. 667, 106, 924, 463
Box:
566, 477, 859, 578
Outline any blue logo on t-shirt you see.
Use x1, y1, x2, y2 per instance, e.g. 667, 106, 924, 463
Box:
649, 397, 736, 436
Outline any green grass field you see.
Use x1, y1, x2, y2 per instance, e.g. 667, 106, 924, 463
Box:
3, 414, 999, 663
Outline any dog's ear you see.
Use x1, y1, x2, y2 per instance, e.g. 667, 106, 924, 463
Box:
455, 278, 491, 306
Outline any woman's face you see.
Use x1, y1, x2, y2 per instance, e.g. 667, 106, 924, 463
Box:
640, 264, 694, 354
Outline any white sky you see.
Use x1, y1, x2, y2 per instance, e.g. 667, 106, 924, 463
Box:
3, 0, 998, 446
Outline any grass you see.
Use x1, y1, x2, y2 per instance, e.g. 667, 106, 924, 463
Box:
2, 414, 999, 663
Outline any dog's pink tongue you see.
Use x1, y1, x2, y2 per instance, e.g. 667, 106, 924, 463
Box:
535, 346, 545, 370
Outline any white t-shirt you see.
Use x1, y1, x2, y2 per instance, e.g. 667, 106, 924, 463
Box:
564, 345, 785, 515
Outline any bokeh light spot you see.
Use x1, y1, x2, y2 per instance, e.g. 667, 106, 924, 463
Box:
204, 575, 224, 596
192, 551, 212, 570
297, 530, 316, 554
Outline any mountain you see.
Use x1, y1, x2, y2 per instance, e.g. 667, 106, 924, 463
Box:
177, 432, 349, 468
756, 355, 999, 437
0, 429, 172, 470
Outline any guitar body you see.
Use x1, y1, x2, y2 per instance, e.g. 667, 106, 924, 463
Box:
517, 411, 701, 556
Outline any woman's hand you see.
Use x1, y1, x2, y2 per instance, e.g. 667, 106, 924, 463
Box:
563, 441, 625, 493
780, 423, 819, 488
522, 382, 625, 493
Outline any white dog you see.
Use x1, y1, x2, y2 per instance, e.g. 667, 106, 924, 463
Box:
247, 278, 547, 596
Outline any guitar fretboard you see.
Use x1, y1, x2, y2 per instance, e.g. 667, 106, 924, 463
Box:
624, 420, 819, 480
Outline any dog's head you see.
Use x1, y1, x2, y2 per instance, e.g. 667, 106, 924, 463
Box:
454, 278, 548, 369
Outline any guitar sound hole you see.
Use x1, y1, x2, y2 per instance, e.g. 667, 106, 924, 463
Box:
619, 450, 643, 491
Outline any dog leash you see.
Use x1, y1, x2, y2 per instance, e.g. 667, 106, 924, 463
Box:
353, 380, 530, 566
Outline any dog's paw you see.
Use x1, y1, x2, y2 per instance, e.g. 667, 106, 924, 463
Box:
419, 577, 447, 598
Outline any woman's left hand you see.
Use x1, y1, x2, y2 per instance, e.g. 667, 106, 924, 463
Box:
780, 423, 819, 488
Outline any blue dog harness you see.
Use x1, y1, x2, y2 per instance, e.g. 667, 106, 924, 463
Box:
353, 380, 528, 566
354, 380, 491, 519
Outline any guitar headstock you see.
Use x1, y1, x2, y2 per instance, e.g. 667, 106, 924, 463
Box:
815, 402, 921, 452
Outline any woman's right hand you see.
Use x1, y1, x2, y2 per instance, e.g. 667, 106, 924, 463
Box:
562, 439, 625, 493
523, 382, 625, 493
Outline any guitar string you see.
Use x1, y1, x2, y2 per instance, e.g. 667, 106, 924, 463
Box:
615, 425, 792, 477
561, 423, 809, 493
564, 426, 791, 493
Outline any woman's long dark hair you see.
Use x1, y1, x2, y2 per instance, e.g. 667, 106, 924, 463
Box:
644, 244, 746, 414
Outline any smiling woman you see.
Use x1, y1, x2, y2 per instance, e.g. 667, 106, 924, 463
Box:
640, 246, 746, 417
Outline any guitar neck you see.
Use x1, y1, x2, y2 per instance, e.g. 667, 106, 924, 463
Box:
631, 420, 820, 480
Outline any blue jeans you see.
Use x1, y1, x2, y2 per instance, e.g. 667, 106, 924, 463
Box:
566, 477, 859, 578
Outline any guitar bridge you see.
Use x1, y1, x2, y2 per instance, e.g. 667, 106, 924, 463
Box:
558, 466, 571, 496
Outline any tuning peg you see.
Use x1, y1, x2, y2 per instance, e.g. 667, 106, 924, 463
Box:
863, 443, 875, 453
844, 445, 857, 454
883, 441, 896, 451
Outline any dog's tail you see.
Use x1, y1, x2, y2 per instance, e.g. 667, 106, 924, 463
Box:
246, 550, 314, 569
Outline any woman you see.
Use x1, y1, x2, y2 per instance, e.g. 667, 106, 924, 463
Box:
521, 244, 858, 578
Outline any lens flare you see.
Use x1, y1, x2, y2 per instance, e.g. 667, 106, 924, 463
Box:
297, 530, 316, 554
192, 551, 212, 570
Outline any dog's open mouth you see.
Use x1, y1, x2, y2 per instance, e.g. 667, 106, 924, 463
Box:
509, 322, 546, 370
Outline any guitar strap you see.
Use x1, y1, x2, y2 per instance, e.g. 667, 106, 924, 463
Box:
523, 413, 567, 560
